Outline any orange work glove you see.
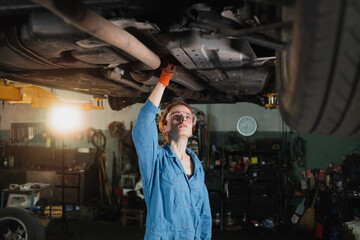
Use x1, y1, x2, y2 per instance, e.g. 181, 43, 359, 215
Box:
158, 63, 176, 86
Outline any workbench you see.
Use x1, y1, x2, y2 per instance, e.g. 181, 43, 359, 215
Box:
1, 183, 51, 210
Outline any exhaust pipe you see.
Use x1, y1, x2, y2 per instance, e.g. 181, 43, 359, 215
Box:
31, 0, 161, 70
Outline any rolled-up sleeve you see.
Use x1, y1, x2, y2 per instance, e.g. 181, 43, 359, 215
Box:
132, 99, 160, 189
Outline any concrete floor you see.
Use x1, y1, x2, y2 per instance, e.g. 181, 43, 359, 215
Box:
46, 219, 318, 240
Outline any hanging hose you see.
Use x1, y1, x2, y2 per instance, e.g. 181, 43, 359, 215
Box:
92, 130, 106, 151
91, 130, 112, 204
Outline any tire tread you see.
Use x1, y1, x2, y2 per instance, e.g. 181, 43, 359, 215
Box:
279, 0, 360, 136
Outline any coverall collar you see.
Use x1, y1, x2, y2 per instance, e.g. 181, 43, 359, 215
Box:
164, 144, 202, 171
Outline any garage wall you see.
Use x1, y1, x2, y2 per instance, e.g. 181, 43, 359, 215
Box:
1, 89, 360, 183
291, 133, 360, 179
0, 89, 138, 187
45, 89, 144, 131
191, 102, 284, 133
0, 89, 285, 188
50, 89, 285, 133
0, 89, 283, 132
0, 104, 46, 131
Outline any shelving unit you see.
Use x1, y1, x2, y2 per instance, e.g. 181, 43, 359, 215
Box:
205, 139, 282, 230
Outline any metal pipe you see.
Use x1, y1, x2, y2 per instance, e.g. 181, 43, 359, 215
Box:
106, 68, 151, 93
167, 86, 210, 102
202, 21, 292, 39
31, 0, 161, 70
239, 34, 288, 51
171, 69, 206, 91
200, 21, 291, 51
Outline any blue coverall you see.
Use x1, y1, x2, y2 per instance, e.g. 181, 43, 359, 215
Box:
132, 99, 212, 240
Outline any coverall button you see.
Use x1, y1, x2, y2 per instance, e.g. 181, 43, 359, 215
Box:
184, 224, 187, 227
186, 205, 189, 208
171, 179, 175, 183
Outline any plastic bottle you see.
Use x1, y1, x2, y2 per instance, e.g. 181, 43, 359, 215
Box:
3, 157, 8, 168
8, 156, 14, 167
226, 210, 233, 226
215, 213, 220, 226
242, 212, 248, 228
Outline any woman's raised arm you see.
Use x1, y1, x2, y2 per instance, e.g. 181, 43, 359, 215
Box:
149, 64, 176, 107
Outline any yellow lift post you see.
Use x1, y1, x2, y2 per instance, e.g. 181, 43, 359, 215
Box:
264, 93, 279, 109
0, 79, 104, 111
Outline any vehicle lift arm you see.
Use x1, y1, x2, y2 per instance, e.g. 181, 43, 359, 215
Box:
0, 80, 104, 111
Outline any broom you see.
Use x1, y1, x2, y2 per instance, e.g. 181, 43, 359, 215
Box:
296, 188, 319, 233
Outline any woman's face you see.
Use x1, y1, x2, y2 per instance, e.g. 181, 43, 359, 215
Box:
164, 105, 194, 140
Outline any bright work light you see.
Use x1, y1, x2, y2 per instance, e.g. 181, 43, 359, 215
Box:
50, 105, 81, 132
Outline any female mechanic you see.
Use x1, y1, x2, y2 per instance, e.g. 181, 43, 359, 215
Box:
132, 64, 212, 240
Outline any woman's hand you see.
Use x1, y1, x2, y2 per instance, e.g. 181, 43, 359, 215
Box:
158, 63, 176, 86
148, 63, 176, 107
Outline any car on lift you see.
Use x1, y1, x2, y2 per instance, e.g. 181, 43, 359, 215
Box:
0, 1, 359, 238
0, 0, 358, 138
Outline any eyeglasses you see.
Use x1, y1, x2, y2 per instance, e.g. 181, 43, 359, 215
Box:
166, 111, 197, 125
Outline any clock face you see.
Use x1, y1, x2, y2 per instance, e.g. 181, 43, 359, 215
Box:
237, 116, 257, 136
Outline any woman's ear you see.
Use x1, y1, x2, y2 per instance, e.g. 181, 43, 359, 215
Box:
160, 124, 168, 134
165, 124, 170, 133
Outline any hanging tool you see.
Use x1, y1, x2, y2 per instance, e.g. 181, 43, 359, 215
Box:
292, 136, 306, 167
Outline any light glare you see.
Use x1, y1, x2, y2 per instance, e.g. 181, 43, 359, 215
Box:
50, 105, 81, 132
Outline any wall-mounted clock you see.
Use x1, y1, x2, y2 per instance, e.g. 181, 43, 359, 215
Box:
237, 116, 257, 136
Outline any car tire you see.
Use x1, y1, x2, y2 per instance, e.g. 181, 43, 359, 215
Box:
0, 207, 45, 240
277, 0, 360, 135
